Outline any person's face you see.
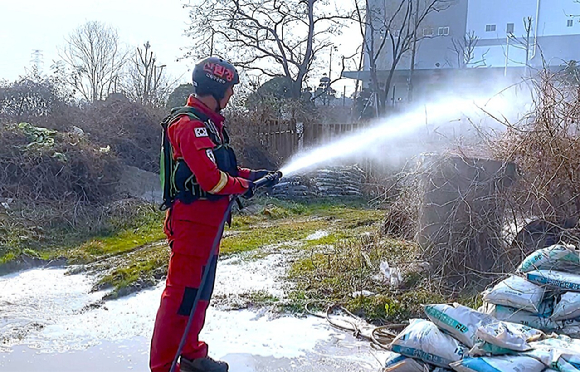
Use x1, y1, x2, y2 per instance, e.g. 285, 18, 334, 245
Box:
220, 85, 234, 109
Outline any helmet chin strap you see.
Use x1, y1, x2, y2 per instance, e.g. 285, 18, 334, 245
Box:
213, 93, 223, 113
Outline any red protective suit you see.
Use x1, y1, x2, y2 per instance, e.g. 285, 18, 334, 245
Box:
150, 95, 253, 372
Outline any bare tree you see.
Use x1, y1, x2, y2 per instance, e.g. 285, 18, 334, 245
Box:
450, 31, 486, 68
184, 0, 352, 100
124, 41, 171, 106
59, 21, 128, 102
507, 17, 534, 72
354, 0, 451, 113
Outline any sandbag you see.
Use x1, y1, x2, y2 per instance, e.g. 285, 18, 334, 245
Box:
424, 303, 494, 348
552, 292, 580, 321
526, 270, 580, 292
480, 301, 558, 331
449, 355, 545, 372
561, 322, 580, 337
517, 244, 580, 273
389, 319, 467, 368
482, 275, 545, 313
468, 340, 517, 357
384, 352, 430, 371
475, 321, 544, 352
558, 359, 580, 372
524, 335, 580, 371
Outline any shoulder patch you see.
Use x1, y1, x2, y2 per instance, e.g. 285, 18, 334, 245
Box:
195, 127, 208, 138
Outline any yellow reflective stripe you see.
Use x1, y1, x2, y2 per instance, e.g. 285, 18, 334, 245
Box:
209, 171, 228, 194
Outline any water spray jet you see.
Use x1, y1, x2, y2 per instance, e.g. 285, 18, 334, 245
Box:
279, 96, 513, 177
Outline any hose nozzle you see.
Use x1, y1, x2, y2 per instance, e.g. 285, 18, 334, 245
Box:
254, 170, 283, 189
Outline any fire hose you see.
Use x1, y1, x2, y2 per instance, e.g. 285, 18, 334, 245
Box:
169, 171, 283, 372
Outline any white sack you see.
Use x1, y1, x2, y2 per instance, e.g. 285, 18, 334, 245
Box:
475, 321, 544, 352
552, 292, 580, 321
384, 352, 429, 372
482, 275, 545, 313
557, 359, 580, 372
525, 335, 580, 371
526, 270, 580, 292
450, 355, 545, 372
424, 303, 494, 348
517, 244, 580, 273
480, 302, 558, 331
389, 319, 466, 368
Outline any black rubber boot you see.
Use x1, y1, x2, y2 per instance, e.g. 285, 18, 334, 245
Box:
180, 356, 229, 372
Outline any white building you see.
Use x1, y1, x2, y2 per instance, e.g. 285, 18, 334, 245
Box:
344, 0, 580, 102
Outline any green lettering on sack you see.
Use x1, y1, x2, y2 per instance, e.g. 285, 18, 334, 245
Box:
425, 307, 469, 334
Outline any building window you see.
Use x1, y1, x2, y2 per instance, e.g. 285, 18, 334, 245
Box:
423, 28, 434, 37
438, 26, 450, 36
486, 24, 496, 32
568, 19, 574, 27
506, 23, 514, 34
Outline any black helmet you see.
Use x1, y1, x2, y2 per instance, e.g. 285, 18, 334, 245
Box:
192, 57, 240, 102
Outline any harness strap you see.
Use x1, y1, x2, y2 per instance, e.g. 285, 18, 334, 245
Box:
160, 106, 235, 209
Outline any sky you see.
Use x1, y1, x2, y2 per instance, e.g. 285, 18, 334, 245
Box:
0, 0, 194, 85
0, 0, 360, 94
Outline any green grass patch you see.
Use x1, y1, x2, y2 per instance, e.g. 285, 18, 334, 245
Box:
65, 225, 166, 264
287, 232, 449, 323
223, 199, 384, 255
0, 200, 165, 270
222, 220, 321, 254
97, 245, 169, 299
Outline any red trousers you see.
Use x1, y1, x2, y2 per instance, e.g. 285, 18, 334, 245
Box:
150, 217, 221, 372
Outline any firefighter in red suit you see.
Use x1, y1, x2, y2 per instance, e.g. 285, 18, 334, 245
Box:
150, 57, 272, 372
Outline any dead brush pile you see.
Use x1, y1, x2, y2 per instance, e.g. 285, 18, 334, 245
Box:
491, 69, 580, 251
381, 68, 580, 293
0, 122, 121, 203
78, 98, 164, 173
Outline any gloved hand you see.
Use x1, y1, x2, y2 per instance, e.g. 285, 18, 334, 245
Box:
242, 181, 255, 199
250, 169, 275, 181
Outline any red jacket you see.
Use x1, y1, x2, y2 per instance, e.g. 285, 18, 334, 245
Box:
167, 95, 251, 227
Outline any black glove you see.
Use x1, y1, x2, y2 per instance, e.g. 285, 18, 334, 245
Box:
250, 169, 274, 181
242, 181, 255, 199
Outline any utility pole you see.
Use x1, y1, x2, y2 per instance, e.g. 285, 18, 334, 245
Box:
504, 34, 510, 77
408, 0, 420, 103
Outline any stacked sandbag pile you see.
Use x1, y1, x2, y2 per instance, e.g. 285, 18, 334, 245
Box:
270, 175, 315, 199
481, 244, 580, 336
382, 244, 580, 372
272, 165, 365, 199
310, 166, 364, 197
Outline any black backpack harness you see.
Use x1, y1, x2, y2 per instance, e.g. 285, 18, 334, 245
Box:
160, 106, 239, 210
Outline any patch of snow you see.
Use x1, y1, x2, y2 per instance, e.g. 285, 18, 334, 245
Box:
215, 253, 287, 299
0, 253, 386, 371
305, 230, 329, 241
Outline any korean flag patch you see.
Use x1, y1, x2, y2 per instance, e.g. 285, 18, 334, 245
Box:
206, 149, 216, 164
195, 127, 208, 138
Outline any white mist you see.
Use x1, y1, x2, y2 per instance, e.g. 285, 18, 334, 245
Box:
280, 94, 515, 177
